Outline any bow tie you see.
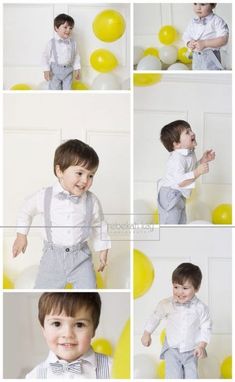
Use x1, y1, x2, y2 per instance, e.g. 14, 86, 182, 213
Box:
50, 360, 82, 375
56, 192, 81, 204
59, 39, 70, 45
174, 300, 192, 308
193, 17, 207, 25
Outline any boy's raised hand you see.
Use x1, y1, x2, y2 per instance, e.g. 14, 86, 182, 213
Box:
12, 234, 28, 258
97, 249, 108, 272
200, 149, 215, 164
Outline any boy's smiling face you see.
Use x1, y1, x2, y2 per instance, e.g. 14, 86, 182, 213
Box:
173, 127, 197, 150
55, 21, 73, 39
173, 280, 198, 304
193, 3, 213, 18
42, 307, 95, 362
56, 165, 97, 196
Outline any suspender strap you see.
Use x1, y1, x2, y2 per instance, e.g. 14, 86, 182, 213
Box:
44, 187, 53, 244
95, 353, 110, 379
51, 38, 58, 65
80, 191, 93, 242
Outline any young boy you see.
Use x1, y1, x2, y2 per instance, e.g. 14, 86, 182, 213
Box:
42, 14, 81, 90
158, 120, 215, 224
26, 292, 111, 379
183, 3, 229, 70
141, 263, 212, 379
12, 139, 111, 289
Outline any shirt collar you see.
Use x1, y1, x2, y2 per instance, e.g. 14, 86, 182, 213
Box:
175, 148, 194, 156
54, 32, 71, 43
52, 181, 87, 199
172, 295, 198, 307
46, 348, 97, 368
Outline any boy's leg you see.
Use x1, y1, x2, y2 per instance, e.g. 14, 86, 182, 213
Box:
49, 75, 62, 90
34, 247, 66, 289
182, 351, 198, 379
62, 72, 73, 90
67, 248, 97, 289
164, 348, 184, 379
179, 199, 187, 224
158, 187, 185, 224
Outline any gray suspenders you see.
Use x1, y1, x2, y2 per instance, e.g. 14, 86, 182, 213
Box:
43, 187, 93, 245
51, 38, 75, 66
35, 353, 110, 378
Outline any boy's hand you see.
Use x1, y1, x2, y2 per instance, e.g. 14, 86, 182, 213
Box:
194, 343, 207, 359
12, 234, 28, 258
193, 40, 207, 51
97, 249, 108, 272
141, 331, 152, 347
74, 69, 81, 81
44, 71, 52, 81
200, 150, 215, 164
187, 40, 197, 50
194, 163, 209, 178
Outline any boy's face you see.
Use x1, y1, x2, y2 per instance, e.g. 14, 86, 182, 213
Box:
42, 307, 95, 362
173, 128, 197, 150
193, 3, 213, 18
173, 280, 198, 304
56, 165, 97, 196
55, 21, 73, 39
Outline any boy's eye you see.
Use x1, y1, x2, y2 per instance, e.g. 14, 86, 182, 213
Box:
76, 322, 85, 328
89, 175, 94, 179
76, 172, 82, 176
52, 321, 61, 327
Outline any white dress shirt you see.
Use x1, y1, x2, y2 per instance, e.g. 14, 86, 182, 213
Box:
16, 182, 111, 251
25, 348, 112, 379
183, 12, 229, 51
42, 33, 81, 71
158, 149, 197, 198
144, 296, 212, 353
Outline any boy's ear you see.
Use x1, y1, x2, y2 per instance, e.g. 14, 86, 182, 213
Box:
173, 141, 181, 149
55, 165, 63, 178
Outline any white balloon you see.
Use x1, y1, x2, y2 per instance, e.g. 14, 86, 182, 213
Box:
159, 46, 177, 65
189, 220, 212, 225
187, 200, 212, 222
105, 255, 130, 289
134, 46, 144, 65
37, 81, 49, 90
167, 63, 189, 70
137, 55, 162, 70
134, 199, 154, 224
134, 354, 157, 379
92, 73, 121, 90
14, 265, 39, 289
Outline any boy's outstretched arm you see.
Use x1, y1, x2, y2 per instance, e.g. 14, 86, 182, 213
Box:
12, 233, 28, 257
97, 249, 108, 272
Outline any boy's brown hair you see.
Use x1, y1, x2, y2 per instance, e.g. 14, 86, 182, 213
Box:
54, 13, 75, 29
172, 263, 202, 290
38, 292, 101, 329
54, 139, 99, 176
160, 120, 191, 152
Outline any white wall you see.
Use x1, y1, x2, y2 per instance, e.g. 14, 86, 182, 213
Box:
134, 73, 232, 223
3, 3, 130, 89
3, 93, 130, 288
134, 227, 232, 378
134, 3, 232, 69
3, 291, 130, 378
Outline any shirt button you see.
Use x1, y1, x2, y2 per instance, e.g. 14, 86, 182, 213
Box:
65, 248, 70, 252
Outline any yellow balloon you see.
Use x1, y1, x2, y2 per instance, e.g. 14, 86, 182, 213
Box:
221, 355, 232, 379
212, 204, 232, 225
134, 73, 162, 87
153, 208, 159, 224
143, 47, 159, 58
93, 9, 126, 42
10, 83, 32, 90
71, 80, 89, 90
112, 319, 130, 378
134, 249, 155, 298
158, 25, 177, 45
92, 338, 113, 356
65, 283, 73, 289
3, 273, 14, 289
90, 49, 118, 73
96, 271, 106, 289
178, 47, 192, 64
160, 328, 166, 345
156, 360, 166, 378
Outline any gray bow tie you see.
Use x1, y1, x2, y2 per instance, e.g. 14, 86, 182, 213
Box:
193, 17, 207, 25
59, 39, 70, 44
174, 300, 192, 308
50, 360, 82, 375
56, 192, 80, 204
